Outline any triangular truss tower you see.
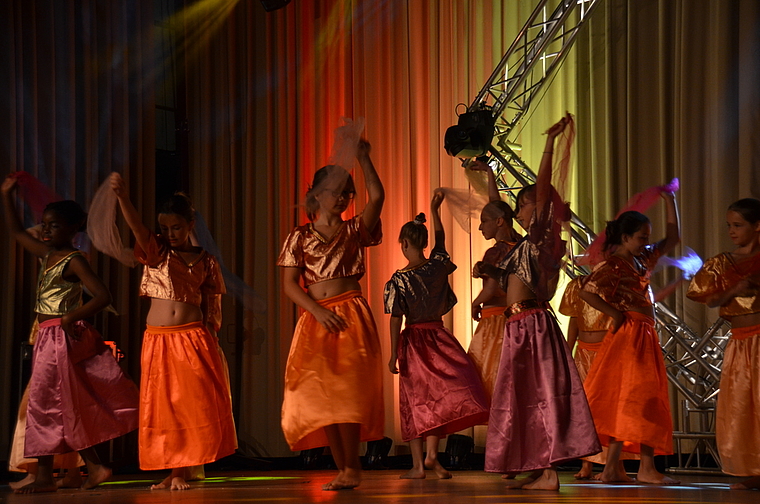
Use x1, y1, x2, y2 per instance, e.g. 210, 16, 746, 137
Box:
464, 0, 727, 474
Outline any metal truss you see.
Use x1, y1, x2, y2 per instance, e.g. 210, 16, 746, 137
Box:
464, 0, 726, 473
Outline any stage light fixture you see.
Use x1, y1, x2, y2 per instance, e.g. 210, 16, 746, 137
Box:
260, 0, 291, 12
444, 107, 496, 158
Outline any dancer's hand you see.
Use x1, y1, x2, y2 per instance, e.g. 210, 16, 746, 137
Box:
357, 139, 371, 160
545, 112, 572, 139
610, 310, 625, 333
472, 303, 482, 322
313, 306, 348, 333
388, 356, 399, 374
109, 172, 127, 198
1, 174, 18, 195
60, 314, 79, 340
431, 189, 445, 210
468, 158, 490, 172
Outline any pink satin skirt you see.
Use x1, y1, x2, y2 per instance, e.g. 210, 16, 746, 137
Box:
398, 321, 489, 442
485, 308, 600, 473
716, 325, 760, 476
25, 319, 139, 457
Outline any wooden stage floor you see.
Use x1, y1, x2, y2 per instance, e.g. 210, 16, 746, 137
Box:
1, 470, 757, 503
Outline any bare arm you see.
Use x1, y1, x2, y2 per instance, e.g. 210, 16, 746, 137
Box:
469, 158, 501, 202
110, 172, 153, 252
388, 315, 403, 374
60, 255, 112, 336
1, 175, 51, 258
579, 290, 625, 333
566, 317, 579, 352
471, 277, 503, 321
658, 191, 680, 256
357, 140, 385, 233
653, 275, 685, 303
281, 266, 348, 333
430, 190, 445, 250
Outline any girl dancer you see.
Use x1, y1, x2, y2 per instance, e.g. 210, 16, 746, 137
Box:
469, 160, 520, 405
580, 196, 681, 484
687, 198, 760, 490
111, 174, 236, 491
476, 115, 600, 490
277, 139, 384, 491
2, 174, 139, 494
384, 191, 489, 479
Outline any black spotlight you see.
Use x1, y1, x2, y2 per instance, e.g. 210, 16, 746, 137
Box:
260, 0, 291, 12
444, 107, 496, 158
364, 437, 393, 469
444, 434, 474, 470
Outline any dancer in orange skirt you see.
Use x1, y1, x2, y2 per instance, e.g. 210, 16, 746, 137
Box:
468, 160, 520, 406
278, 137, 384, 491
687, 198, 760, 490
384, 192, 488, 479
112, 174, 236, 491
559, 275, 638, 480
580, 194, 681, 485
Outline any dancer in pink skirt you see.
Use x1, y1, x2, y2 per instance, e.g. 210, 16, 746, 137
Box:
384, 190, 489, 479
2, 174, 139, 494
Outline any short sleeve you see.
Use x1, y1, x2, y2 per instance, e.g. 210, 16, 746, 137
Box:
431, 245, 457, 275
559, 277, 582, 317
355, 215, 382, 247
687, 255, 731, 304
134, 234, 168, 266
277, 227, 305, 267
582, 261, 620, 302
383, 276, 406, 317
202, 254, 227, 295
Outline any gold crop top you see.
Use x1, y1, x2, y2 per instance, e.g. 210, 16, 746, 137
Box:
582, 245, 662, 312
35, 251, 84, 316
276, 214, 382, 286
687, 252, 760, 319
135, 234, 226, 331
559, 275, 612, 332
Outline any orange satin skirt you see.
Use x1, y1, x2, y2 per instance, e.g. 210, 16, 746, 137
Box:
583, 312, 672, 455
716, 324, 760, 476
139, 322, 237, 470
467, 307, 506, 408
575, 340, 638, 464
281, 290, 384, 451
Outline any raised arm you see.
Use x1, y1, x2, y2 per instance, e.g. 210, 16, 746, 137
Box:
657, 191, 680, 256
1, 175, 50, 258
430, 189, 445, 250
110, 172, 153, 252
357, 140, 385, 233
469, 158, 501, 202
535, 114, 572, 218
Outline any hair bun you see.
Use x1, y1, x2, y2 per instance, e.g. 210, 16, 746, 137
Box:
413, 212, 426, 225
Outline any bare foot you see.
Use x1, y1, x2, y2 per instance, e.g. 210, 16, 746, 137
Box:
731, 476, 760, 490
424, 458, 452, 479
521, 469, 559, 491
13, 480, 58, 494
82, 465, 112, 490
399, 467, 426, 479
505, 470, 543, 489
9, 474, 36, 490
600, 466, 632, 483
151, 475, 191, 490
58, 470, 84, 488
574, 462, 595, 480
635, 470, 680, 485
501, 472, 518, 479
323, 468, 360, 490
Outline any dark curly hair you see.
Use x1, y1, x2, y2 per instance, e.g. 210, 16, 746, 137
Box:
44, 200, 87, 232
604, 211, 651, 252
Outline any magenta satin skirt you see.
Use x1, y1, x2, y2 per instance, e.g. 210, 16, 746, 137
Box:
25, 319, 139, 457
485, 309, 600, 472
398, 321, 489, 442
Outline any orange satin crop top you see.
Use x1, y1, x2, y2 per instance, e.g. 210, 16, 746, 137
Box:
481, 240, 517, 268
582, 245, 662, 312
687, 252, 760, 319
35, 251, 84, 316
135, 234, 226, 329
276, 214, 382, 286
559, 275, 612, 332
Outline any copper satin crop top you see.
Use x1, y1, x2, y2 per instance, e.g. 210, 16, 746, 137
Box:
35, 251, 84, 316
383, 245, 457, 326
559, 275, 612, 332
582, 245, 662, 312
687, 252, 760, 319
135, 234, 226, 330
481, 240, 516, 267
276, 214, 382, 286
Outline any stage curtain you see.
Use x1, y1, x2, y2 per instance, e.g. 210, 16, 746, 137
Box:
0, 0, 155, 463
